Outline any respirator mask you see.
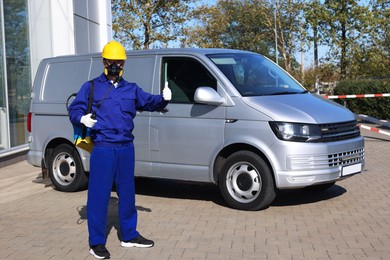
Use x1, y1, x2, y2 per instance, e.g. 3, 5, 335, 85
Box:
104, 59, 124, 77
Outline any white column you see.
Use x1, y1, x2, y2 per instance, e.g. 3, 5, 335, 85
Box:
98, 0, 112, 49
28, 0, 75, 80
49, 0, 75, 56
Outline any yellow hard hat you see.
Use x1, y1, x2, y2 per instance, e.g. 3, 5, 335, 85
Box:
102, 41, 127, 60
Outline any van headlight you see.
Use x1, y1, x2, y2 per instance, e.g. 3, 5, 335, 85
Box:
269, 122, 321, 142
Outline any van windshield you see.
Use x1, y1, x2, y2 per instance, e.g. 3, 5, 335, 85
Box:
207, 53, 306, 97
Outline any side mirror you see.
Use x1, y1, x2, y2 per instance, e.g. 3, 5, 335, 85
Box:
194, 87, 224, 105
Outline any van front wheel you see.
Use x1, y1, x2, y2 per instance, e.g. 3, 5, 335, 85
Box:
48, 144, 88, 192
219, 151, 276, 211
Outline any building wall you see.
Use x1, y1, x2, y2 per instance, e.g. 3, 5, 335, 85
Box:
29, 0, 112, 81
74, 0, 112, 54
0, 0, 112, 165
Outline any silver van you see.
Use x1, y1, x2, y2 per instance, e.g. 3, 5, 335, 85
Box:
27, 48, 365, 210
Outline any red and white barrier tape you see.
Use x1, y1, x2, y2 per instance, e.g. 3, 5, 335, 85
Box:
358, 123, 390, 136
323, 93, 390, 99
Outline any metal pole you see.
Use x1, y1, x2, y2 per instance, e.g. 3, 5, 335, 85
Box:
274, 0, 278, 65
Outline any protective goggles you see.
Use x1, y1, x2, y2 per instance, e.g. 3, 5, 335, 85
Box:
104, 59, 125, 67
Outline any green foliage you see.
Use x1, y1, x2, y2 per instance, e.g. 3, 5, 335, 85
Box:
275, 0, 305, 72
368, 0, 390, 74
185, 0, 274, 56
112, 0, 194, 49
319, 0, 372, 79
292, 62, 340, 91
334, 79, 390, 119
303, 1, 327, 67
111, 0, 390, 82
349, 46, 390, 79
185, 0, 304, 73
302, 0, 390, 81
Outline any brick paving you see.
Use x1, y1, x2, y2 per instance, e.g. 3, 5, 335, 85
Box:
0, 127, 389, 260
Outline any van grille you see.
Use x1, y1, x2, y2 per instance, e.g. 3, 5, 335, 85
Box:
316, 120, 360, 142
328, 148, 365, 167
287, 148, 365, 171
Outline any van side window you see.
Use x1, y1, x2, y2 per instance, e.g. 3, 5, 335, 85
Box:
162, 58, 217, 104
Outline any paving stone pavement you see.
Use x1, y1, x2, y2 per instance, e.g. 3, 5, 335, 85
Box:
0, 127, 389, 260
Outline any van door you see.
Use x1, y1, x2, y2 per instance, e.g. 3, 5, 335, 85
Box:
150, 56, 226, 182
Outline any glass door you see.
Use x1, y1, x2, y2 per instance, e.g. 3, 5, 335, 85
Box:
4, 0, 31, 147
0, 2, 9, 150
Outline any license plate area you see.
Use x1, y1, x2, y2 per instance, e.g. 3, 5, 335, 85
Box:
342, 163, 362, 176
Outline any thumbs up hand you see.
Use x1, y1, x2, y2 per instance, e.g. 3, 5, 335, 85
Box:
162, 81, 172, 101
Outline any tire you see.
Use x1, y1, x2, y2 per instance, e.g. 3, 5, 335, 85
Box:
219, 151, 276, 211
48, 144, 88, 192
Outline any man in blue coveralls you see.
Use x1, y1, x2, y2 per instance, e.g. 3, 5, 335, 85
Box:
69, 41, 172, 259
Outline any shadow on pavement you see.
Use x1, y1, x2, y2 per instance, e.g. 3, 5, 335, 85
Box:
363, 135, 390, 142
77, 197, 125, 241
76, 196, 155, 241
31, 172, 52, 188
135, 177, 228, 207
272, 185, 346, 207
134, 178, 347, 209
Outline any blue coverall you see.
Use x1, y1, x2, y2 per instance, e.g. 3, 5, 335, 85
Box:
69, 73, 167, 246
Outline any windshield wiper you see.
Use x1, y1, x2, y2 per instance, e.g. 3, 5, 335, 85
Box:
269, 90, 308, 95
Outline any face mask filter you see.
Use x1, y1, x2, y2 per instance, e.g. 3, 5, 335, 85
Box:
105, 63, 123, 77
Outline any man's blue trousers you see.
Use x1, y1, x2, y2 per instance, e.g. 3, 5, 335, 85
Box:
87, 143, 139, 246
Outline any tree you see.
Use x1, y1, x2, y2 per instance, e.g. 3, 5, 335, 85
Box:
112, 0, 194, 49
367, 0, 390, 76
185, 0, 304, 73
273, 0, 304, 72
320, 0, 371, 79
185, 0, 273, 56
303, 0, 327, 68
303, 0, 390, 81
315, 0, 390, 79
111, 0, 390, 82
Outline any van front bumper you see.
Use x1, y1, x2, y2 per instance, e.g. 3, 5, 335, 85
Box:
268, 134, 365, 189
275, 165, 363, 189
274, 147, 365, 189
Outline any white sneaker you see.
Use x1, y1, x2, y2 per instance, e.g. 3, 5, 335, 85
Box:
89, 244, 110, 259
121, 235, 154, 248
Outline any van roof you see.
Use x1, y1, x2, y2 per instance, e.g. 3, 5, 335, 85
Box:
47, 48, 254, 60
124, 48, 253, 56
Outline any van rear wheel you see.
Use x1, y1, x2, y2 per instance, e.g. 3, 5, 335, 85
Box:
219, 151, 276, 211
48, 144, 88, 192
